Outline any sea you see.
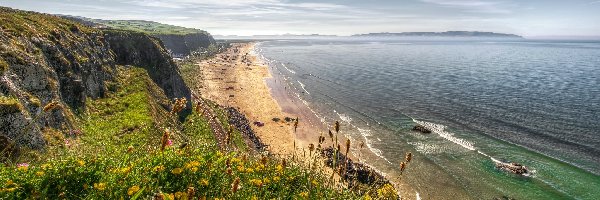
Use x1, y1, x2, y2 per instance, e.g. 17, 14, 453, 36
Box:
253, 39, 600, 199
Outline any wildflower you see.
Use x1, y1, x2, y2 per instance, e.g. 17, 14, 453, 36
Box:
36, 171, 45, 176
273, 176, 280, 182
263, 177, 270, 185
300, 191, 309, 198
167, 139, 173, 146
187, 187, 196, 198
120, 166, 131, 174
190, 167, 198, 173
77, 160, 85, 167
251, 196, 258, 200
311, 179, 318, 186
17, 163, 29, 171
171, 168, 183, 175
400, 162, 406, 174
175, 191, 187, 199
345, 139, 351, 154
275, 164, 283, 173
237, 165, 245, 172
153, 165, 165, 172
200, 179, 209, 186
127, 185, 140, 196
41, 164, 51, 170
93, 182, 106, 191
249, 179, 262, 187
377, 184, 398, 199
127, 145, 134, 153
185, 161, 201, 169
161, 128, 170, 151
231, 177, 240, 193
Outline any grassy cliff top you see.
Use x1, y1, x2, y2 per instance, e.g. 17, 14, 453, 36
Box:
91, 19, 208, 36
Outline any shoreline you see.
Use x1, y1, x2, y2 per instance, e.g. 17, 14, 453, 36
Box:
197, 42, 417, 198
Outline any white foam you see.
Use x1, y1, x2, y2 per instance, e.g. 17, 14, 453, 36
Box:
281, 63, 296, 74
334, 110, 393, 165
297, 81, 310, 94
416, 192, 421, 200
413, 119, 476, 151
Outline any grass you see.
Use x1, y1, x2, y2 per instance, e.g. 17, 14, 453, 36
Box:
0, 65, 401, 199
93, 20, 208, 36
0, 96, 22, 115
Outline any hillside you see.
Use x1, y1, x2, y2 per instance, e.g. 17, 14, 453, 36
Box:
353, 31, 523, 38
62, 16, 216, 57
0, 7, 394, 200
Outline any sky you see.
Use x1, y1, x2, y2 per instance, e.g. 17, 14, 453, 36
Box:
1, 0, 600, 37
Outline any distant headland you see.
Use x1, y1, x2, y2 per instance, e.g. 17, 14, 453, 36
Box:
352, 31, 523, 38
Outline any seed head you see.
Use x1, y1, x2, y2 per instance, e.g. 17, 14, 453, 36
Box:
334, 121, 340, 133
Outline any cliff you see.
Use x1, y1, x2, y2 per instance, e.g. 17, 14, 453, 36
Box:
155, 33, 215, 56
59, 17, 217, 57
0, 7, 190, 152
103, 29, 191, 103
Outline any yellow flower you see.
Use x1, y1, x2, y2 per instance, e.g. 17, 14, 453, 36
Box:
153, 165, 165, 172
364, 193, 373, 200
36, 171, 45, 176
249, 179, 263, 187
164, 193, 174, 200
93, 182, 106, 191
311, 179, 318, 186
41, 164, 51, 170
245, 168, 254, 173
4, 187, 16, 192
263, 177, 270, 185
300, 191, 309, 198
200, 179, 209, 186
171, 168, 183, 175
120, 166, 131, 174
377, 184, 398, 199
273, 176, 281, 182
77, 160, 85, 167
275, 164, 283, 173
237, 165, 245, 172
185, 161, 200, 169
127, 185, 140, 196
174, 191, 185, 199
250, 196, 258, 200
190, 167, 198, 173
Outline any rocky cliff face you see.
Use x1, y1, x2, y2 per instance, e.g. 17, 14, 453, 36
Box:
0, 7, 191, 152
103, 29, 191, 104
156, 33, 215, 57
1, 7, 116, 149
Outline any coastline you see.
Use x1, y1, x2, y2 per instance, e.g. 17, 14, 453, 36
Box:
197, 42, 419, 199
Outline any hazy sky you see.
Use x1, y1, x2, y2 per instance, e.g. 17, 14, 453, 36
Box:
2, 0, 599, 37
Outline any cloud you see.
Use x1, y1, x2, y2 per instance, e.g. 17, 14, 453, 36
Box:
420, 0, 513, 14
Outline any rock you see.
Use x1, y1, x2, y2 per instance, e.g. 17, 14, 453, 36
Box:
412, 125, 431, 133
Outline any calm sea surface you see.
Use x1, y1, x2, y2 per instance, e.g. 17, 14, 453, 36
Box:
255, 39, 600, 199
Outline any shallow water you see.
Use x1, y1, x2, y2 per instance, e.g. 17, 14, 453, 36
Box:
255, 39, 600, 199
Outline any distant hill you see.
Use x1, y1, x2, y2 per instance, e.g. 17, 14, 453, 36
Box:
353, 31, 523, 38
59, 15, 216, 57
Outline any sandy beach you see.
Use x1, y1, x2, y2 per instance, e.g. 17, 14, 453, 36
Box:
195, 42, 423, 199
198, 43, 328, 156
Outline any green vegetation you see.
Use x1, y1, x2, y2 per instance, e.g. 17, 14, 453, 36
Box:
93, 20, 207, 35
0, 96, 22, 115
0, 66, 391, 199
0, 58, 8, 74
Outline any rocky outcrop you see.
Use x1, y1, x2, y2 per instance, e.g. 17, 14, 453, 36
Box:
1, 7, 116, 149
103, 29, 191, 113
321, 147, 390, 188
412, 125, 431, 133
155, 33, 215, 57
0, 7, 192, 153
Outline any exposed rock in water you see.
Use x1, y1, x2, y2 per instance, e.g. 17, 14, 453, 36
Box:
321, 147, 389, 188
412, 125, 431, 133
496, 162, 530, 175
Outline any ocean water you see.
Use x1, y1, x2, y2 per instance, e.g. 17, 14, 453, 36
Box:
255, 39, 600, 199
